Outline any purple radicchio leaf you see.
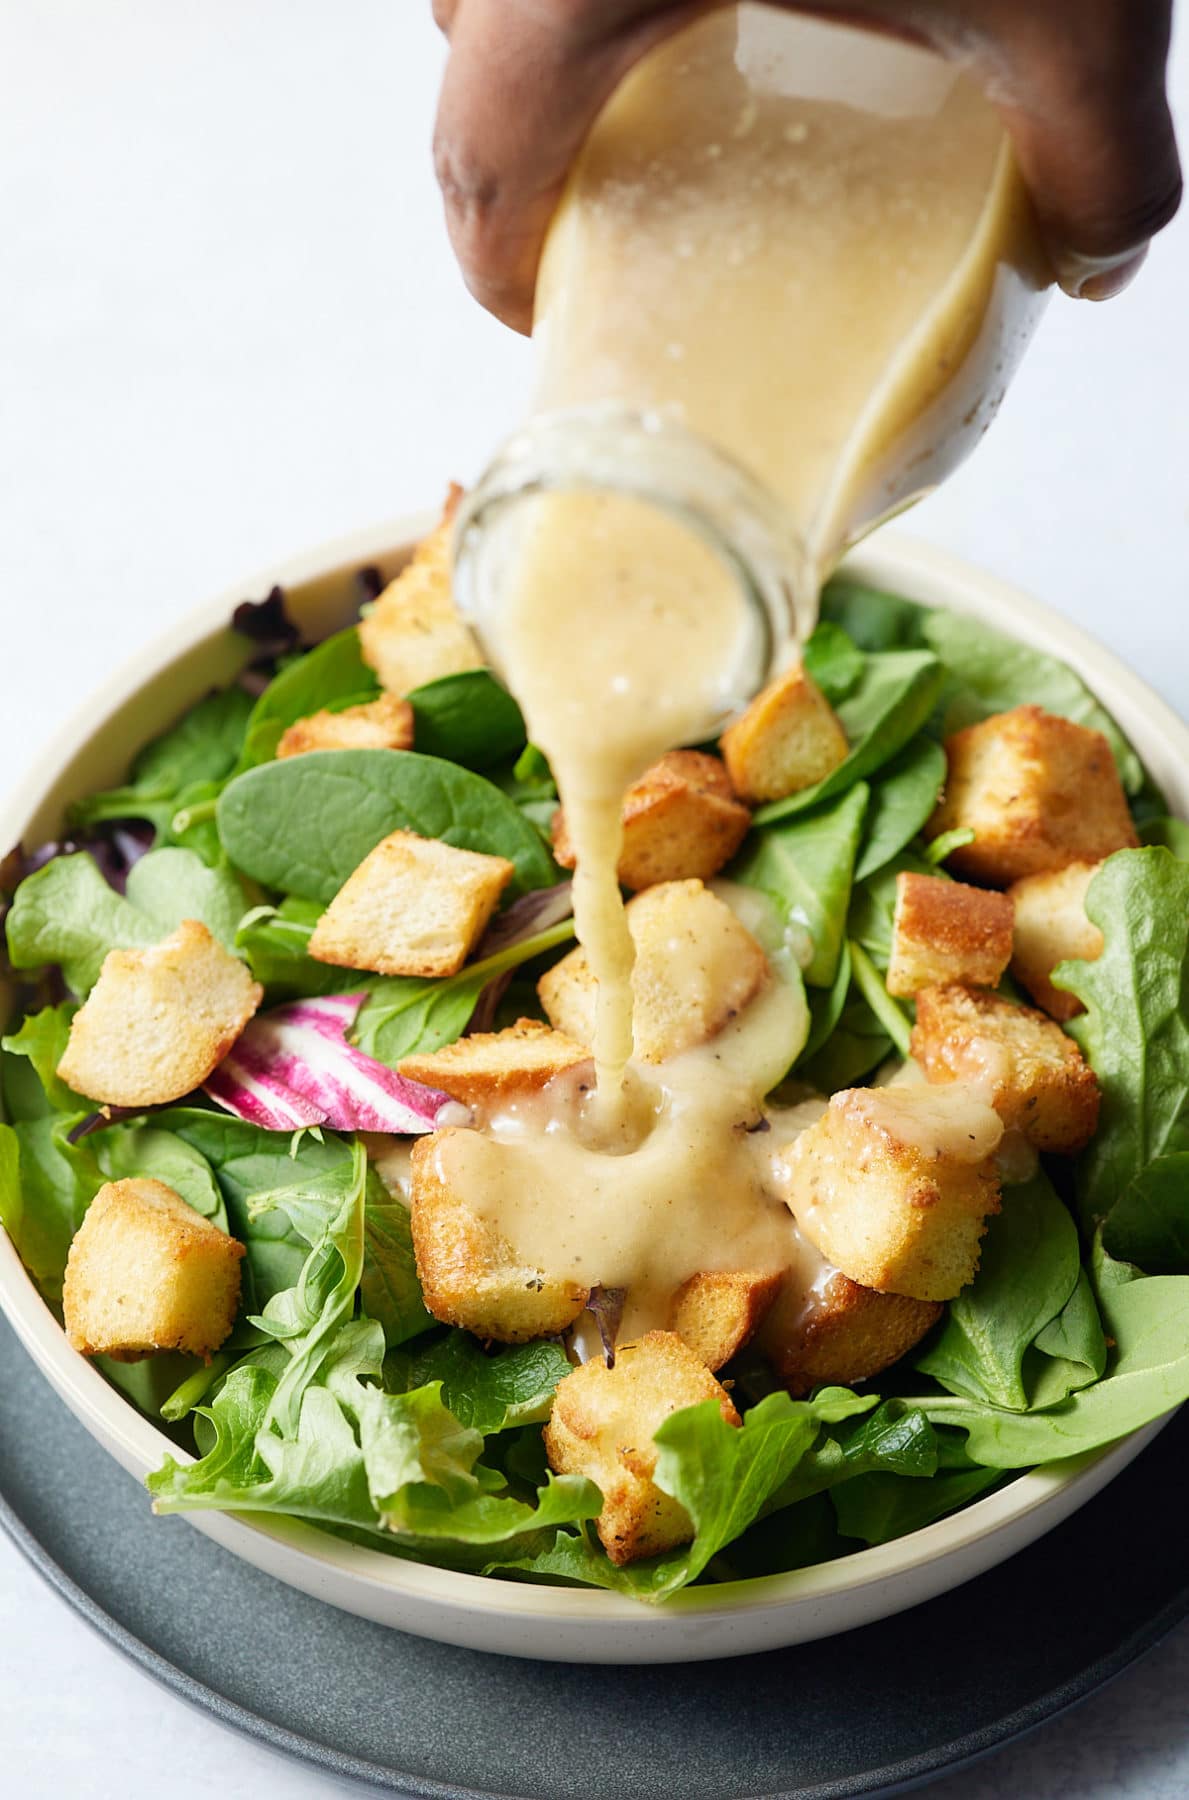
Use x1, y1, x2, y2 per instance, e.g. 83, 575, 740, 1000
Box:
355, 564, 386, 606
204, 993, 470, 1135
67, 1105, 144, 1144
473, 881, 573, 960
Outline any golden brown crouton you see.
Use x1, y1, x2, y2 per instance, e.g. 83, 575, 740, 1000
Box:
357, 485, 483, 695
775, 1083, 1003, 1302
538, 878, 769, 1063
668, 1268, 785, 1372
551, 752, 751, 892
911, 983, 1100, 1154
398, 1018, 590, 1111
409, 1131, 589, 1342
63, 1179, 244, 1362
759, 1271, 942, 1398
718, 662, 849, 804
885, 871, 1014, 998
308, 829, 514, 979
544, 1331, 739, 1565
1008, 861, 1104, 1021
56, 921, 262, 1107
275, 692, 414, 759
926, 706, 1138, 885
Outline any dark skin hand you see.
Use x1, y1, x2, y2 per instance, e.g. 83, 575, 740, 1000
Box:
431, 0, 1182, 332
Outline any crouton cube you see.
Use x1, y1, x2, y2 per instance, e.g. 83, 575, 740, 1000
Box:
759, 1270, 941, 1398
911, 983, 1100, 1154
718, 662, 849, 804
1008, 861, 1104, 1021
886, 871, 1013, 998
926, 706, 1138, 885
538, 878, 769, 1063
409, 1130, 589, 1341
544, 1331, 739, 1565
668, 1268, 784, 1372
308, 829, 514, 979
62, 1178, 244, 1361
56, 920, 262, 1107
775, 1083, 1003, 1301
551, 751, 751, 892
398, 1017, 590, 1112
357, 486, 483, 695
275, 692, 414, 759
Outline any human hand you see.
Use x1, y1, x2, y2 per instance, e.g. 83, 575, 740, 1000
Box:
432, 0, 1181, 331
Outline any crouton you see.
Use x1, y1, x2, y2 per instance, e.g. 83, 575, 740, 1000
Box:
551, 752, 751, 892
308, 829, 514, 979
538, 878, 769, 1063
409, 1130, 589, 1341
56, 921, 262, 1107
62, 1178, 244, 1362
719, 662, 849, 804
275, 692, 414, 759
544, 1331, 739, 1565
911, 983, 1100, 1154
775, 1083, 1003, 1302
397, 1017, 590, 1112
668, 1268, 785, 1371
357, 486, 483, 695
759, 1271, 942, 1398
885, 871, 1013, 998
1008, 861, 1104, 1021
926, 706, 1137, 885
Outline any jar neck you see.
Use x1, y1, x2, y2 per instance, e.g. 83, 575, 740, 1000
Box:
453, 405, 814, 719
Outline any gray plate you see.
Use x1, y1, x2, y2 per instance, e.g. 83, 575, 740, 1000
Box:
3, 1308, 1188, 1800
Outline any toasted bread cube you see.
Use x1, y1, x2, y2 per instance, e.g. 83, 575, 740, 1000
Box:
886, 871, 1013, 998
308, 829, 514, 979
538, 878, 768, 1063
409, 1130, 589, 1341
719, 662, 849, 804
544, 1331, 739, 1565
1008, 861, 1104, 1021
358, 486, 483, 695
926, 706, 1138, 885
668, 1268, 785, 1372
759, 1271, 942, 1398
62, 1178, 244, 1361
56, 920, 262, 1108
275, 692, 414, 759
911, 983, 1100, 1154
776, 1084, 1003, 1302
552, 752, 751, 892
398, 1018, 590, 1111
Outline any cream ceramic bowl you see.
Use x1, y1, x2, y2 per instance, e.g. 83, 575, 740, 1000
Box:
1, 519, 1183, 1664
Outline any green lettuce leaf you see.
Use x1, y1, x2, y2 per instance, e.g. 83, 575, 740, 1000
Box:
383, 1332, 571, 1434
1, 1005, 84, 1115
732, 785, 868, 987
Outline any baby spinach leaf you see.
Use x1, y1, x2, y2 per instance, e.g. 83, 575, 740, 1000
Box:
238, 627, 380, 768
832, 1464, 1001, 1545
1140, 816, 1189, 860
406, 671, 526, 770
915, 1173, 1082, 1411
801, 621, 864, 705
235, 897, 344, 996
383, 1333, 571, 1435
0, 1116, 104, 1300
847, 847, 934, 969
1023, 1269, 1108, 1408
848, 940, 912, 1059
819, 577, 931, 651
795, 939, 852, 1067
797, 989, 891, 1091
732, 785, 868, 987
95, 1125, 228, 1233
753, 650, 944, 826
217, 749, 559, 902
853, 737, 947, 882
1058, 849, 1189, 1267
1, 1005, 83, 1115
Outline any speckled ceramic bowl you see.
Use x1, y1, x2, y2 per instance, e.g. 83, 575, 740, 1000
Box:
1, 520, 1182, 1663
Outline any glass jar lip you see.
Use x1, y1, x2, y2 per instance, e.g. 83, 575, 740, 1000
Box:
452, 404, 814, 717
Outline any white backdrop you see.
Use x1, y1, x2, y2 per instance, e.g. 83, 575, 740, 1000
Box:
1, 3, 1187, 1795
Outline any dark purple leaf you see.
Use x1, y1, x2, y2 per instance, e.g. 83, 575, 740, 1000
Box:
474, 881, 573, 961
586, 1286, 628, 1368
231, 585, 301, 658
67, 1105, 144, 1143
463, 969, 515, 1037
356, 564, 386, 606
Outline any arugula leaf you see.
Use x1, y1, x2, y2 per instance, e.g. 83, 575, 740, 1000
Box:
383, 1332, 571, 1434
217, 748, 559, 902
853, 737, 946, 882
5, 847, 246, 996
732, 785, 868, 987
801, 621, 864, 705
1058, 849, 1189, 1267
406, 671, 526, 769
238, 628, 380, 768
753, 650, 944, 826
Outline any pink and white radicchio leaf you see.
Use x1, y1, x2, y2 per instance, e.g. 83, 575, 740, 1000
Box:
204, 994, 468, 1134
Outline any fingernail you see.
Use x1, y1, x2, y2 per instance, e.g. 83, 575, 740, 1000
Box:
1057, 245, 1149, 302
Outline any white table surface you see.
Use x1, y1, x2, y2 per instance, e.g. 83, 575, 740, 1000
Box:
2, 3, 1187, 1795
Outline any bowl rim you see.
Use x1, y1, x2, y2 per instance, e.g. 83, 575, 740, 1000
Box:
1, 514, 1184, 1633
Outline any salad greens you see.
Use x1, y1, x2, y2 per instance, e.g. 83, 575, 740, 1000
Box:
4, 564, 1189, 1604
